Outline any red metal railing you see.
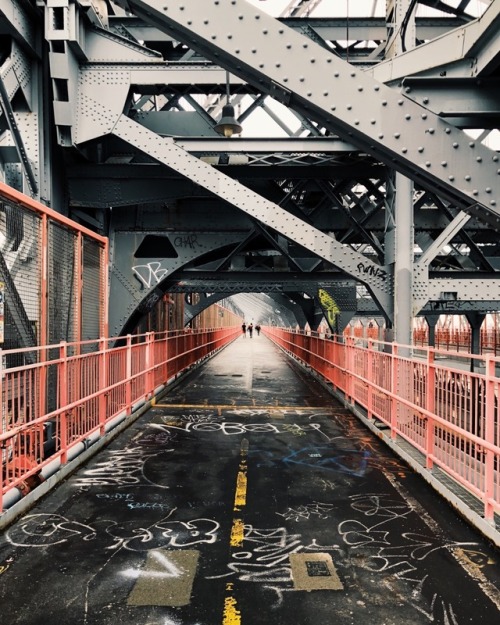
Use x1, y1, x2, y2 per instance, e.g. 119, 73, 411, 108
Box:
0, 326, 239, 511
265, 327, 500, 523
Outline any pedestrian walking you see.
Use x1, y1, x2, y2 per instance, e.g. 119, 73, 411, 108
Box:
241, 322, 247, 337
255, 324, 261, 336
248, 323, 253, 338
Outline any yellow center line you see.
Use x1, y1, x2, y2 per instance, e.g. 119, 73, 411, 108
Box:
223, 439, 248, 624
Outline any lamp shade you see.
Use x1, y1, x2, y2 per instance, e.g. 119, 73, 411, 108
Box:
214, 104, 242, 138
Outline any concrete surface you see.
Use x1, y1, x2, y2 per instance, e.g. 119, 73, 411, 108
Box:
0, 335, 499, 625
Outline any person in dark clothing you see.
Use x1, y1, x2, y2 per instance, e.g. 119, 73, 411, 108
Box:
248, 323, 253, 338
241, 322, 247, 337
255, 324, 261, 336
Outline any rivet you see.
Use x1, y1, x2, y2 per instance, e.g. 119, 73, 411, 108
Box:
453, 142, 459, 148
449, 175, 455, 181
469, 142, 475, 148
465, 175, 471, 180
307, 92, 312, 97
418, 146, 424, 153
445, 127, 451, 134
398, 99, 404, 105
382, 100, 387, 106
279, 29, 284, 34
286, 44, 292, 49
238, 14, 243, 19
493, 155, 499, 162
473, 189, 478, 195
378, 134, 384, 139
299, 77, 305, 82
428, 128, 435, 134
370, 119, 376, 124
334, 72, 339, 78
476, 156, 482, 162
486, 187, 492, 193
350, 72, 356, 77
423, 97, 429, 104
331, 106, 336, 111
491, 200, 497, 206
311, 58, 316, 63
347, 105, 352, 110
394, 133, 400, 139
374, 85, 380, 91
405, 86, 411, 93
324, 92, 329, 96
442, 161, 448, 167
251, 48, 257, 53
425, 161, 431, 167
303, 42, 308, 48
358, 86, 363, 92
405, 114, 411, 120
327, 58, 332, 63
402, 148, 407, 154
354, 120, 360, 125
422, 114, 428, 120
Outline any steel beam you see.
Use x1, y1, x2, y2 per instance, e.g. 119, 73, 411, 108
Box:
372, 0, 500, 82
113, 0, 499, 227
110, 114, 393, 317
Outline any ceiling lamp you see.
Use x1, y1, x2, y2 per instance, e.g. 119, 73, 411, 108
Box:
214, 71, 242, 138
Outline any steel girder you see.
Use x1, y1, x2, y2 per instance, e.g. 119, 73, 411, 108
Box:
113, 0, 499, 227
108, 114, 393, 317
372, 0, 500, 82
109, 231, 245, 334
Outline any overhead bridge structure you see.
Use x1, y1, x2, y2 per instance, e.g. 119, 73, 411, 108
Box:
0, 1, 500, 621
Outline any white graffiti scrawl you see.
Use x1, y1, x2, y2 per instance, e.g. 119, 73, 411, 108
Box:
132, 262, 168, 289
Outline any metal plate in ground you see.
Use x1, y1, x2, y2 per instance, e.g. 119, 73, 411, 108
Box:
289, 553, 344, 591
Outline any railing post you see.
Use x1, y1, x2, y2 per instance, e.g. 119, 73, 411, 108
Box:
99, 337, 107, 435
426, 349, 436, 470
367, 340, 374, 420
146, 331, 155, 398
484, 355, 495, 523
0, 348, 4, 512
59, 342, 68, 464
390, 343, 398, 439
126, 334, 132, 414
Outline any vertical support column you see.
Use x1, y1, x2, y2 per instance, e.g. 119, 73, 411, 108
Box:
39, 214, 48, 420
466, 312, 485, 356
426, 315, 440, 348
394, 173, 414, 350
386, 0, 416, 57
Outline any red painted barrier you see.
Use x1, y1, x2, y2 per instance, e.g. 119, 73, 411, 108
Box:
0, 326, 239, 511
265, 327, 500, 523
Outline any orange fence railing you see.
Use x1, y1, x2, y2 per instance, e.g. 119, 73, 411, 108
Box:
0, 325, 240, 512
264, 327, 500, 523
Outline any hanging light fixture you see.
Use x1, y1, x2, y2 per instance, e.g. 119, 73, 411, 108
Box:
214, 71, 242, 138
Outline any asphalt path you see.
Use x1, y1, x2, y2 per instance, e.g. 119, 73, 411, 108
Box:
1, 334, 499, 625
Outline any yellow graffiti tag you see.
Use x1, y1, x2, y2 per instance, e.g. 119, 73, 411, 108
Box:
318, 288, 340, 326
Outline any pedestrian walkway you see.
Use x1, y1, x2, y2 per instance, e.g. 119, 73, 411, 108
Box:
1, 335, 499, 624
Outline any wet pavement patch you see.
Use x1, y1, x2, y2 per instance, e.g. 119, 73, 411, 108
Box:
127, 549, 199, 606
